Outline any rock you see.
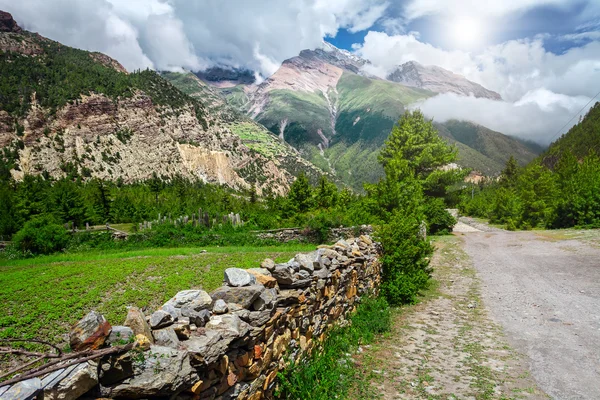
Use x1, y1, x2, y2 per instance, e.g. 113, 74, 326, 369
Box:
0, 11, 22, 33
295, 253, 317, 273
271, 265, 294, 285
252, 288, 278, 311
182, 308, 211, 327
247, 267, 272, 277
0, 378, 42, 400
165, 289, 212, 309
224, 268, 256, 287
153, 327, 180, 348
211, 285, 265, 309
100, 346, 196, 398
173, 321, 191, 340
205, 314, 250, 339
107, 326, 134, 345
247, 269, 277, 288
149, 309, 174, 329
222, 382, 250, 400
161, 303, 181, 320
248, 310, 272, 327
213, 299, 229, 314
69, 311, 112, 351
42, 361, 98, 400
260, 258, 276, 271
314, 268, 332, 279
277, 289, 304, 305
123, 307, 154, 344
98, 353, 134, 386
184, 330, 229, 365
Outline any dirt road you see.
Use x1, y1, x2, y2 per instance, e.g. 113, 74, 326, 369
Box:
460, 229, 600, 399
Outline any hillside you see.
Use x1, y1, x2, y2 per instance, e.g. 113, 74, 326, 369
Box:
542, 102, 600, 168
0, 11, 323, 195
198, 44, 539, 189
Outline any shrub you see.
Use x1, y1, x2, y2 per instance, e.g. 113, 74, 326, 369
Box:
424, 198, 456, 235
12, 215, 70, 255
377, 212, 433, 305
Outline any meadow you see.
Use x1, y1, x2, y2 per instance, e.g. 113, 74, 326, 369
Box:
0, 244, 314, 348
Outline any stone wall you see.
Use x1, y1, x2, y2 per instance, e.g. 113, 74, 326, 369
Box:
255, 225, 373, 243
1, 235, 381, 400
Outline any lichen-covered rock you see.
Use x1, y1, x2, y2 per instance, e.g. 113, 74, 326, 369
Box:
210, 285, 264, 309
213, 299, 229, 314
123, 307, 154, 344
107, 326, 134, 346
41, 361, 98, 400
153, 327, 180, 348
69, 311, 112, 351
149, 309, 174, 329
100, 346, 196, 398
224, 268, 256, 287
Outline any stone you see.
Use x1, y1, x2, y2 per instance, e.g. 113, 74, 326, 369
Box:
42, 361, 98, 400
100, 346, 196, 398
69, 311, 112, 351
161, 303, 181, 320
224, 268, 256, 287
104, 326, 134, 349
271, 265, 294, 285
247, 267, 272, 277
99, 353, 134, 386
173, 321, 191, 340
0, 378, 42, 400
295, 253, 316, 273
260, 258, 276, 271
123, 307, 154, 344
248, 310, 272, 327
0, 11, 22, 33
211, 285, 265, 309
252, 288, 278, 311
149, 309, 174, 329
153, 327, 180, 348
213, 299, 229, 314
182, 308, 211, 327
222, 382, 250, 400
277, 289, 304, 305
165, 289, 212, 309
247, 269, 277, 288
184, 330, 229, 365
205, 314, 250, 339
314, 268, 332, 280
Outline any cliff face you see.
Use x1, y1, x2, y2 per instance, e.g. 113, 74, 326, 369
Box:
0, 12, 321, 194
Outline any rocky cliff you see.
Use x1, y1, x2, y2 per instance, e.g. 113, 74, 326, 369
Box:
0, 12, 323, 194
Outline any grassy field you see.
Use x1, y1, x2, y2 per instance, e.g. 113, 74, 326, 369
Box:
0, 244, 315, 348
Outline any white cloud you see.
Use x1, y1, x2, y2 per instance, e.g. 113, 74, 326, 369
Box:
415, 91, 593, 145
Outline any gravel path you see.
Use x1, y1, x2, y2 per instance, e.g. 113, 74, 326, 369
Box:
460, 229, 600, 400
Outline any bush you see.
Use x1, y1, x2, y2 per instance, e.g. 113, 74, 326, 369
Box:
424, 198, 456, 235
12, 215, 70, 255
377, 212, 433, 305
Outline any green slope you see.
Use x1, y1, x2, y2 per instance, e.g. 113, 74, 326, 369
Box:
542, 102, 600, 168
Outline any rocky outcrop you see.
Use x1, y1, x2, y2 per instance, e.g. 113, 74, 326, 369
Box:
387, 61, 502, 100
0, 11, 21, 33
1, 235, 381, 399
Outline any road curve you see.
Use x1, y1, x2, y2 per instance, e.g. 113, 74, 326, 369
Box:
460, 230, 600, 399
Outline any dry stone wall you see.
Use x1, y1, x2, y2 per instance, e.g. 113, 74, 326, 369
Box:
1, 235, 381, 400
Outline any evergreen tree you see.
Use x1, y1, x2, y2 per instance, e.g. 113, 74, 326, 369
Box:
499, 156, 520, 187
288, 172, 313, 213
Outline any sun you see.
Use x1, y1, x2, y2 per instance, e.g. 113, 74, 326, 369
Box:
450, 16, 484, 49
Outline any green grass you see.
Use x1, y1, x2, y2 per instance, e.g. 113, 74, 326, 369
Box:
230, 121, 292, 159
0, 244, 315, 347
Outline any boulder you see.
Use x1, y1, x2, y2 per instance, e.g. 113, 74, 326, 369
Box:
149, 309, 174, 329
106, 326, 134, 345
99, 353, 134, 386
213, 299, 229, 314
247, 269, 277, 288
123, 307, 154, 344
0, 11, 22, 33
153, 327, 180, 348
42, 361, 98, 400
69, 311, 112, 351
224, 268, 256, 287
205, 314, 250, 339
0, 378, 41, 400
271, 265, 294, 285
165, 289, 212, 309
260, 258, 276, 271
100, 346, 196, 398
211, 285, 264, 309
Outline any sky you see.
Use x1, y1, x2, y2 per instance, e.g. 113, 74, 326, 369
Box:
2, 0, 600, 144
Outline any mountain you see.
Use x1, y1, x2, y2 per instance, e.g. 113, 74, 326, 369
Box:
387, 61, 502, 100
542, 102, 600, 168
0, 11, 323, 195
189, 43, 537, 189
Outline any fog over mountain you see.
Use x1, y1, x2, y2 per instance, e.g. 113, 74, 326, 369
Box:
2, 0, 599, 144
